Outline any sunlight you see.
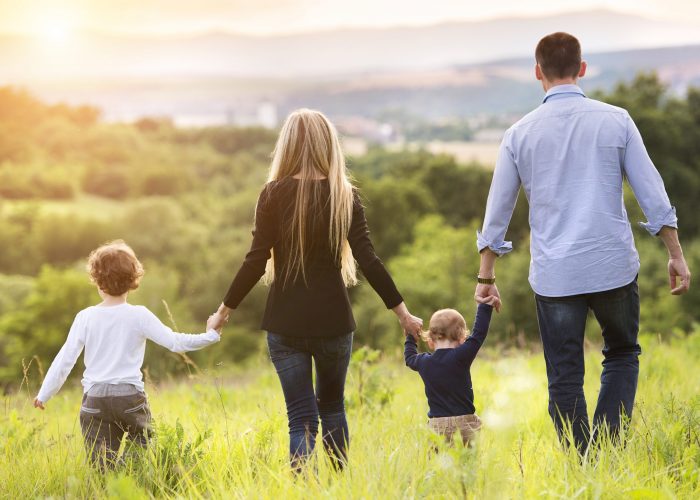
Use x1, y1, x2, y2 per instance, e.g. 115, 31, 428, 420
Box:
32, 10, 78, 46
41, 23, 71, 44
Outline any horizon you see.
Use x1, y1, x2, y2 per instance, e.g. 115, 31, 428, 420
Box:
3, 4, 700, 127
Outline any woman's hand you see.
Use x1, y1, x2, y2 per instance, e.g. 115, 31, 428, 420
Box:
399, 313, 423, 341
392, 302, 423, 339
33, 398, 45, 410
208, 303, 231, 332
207, 314, 227, 333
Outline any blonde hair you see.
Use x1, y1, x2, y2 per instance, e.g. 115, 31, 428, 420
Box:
87, 240, 144, 296
422, 309, 468, 343
263, 109, 357, 287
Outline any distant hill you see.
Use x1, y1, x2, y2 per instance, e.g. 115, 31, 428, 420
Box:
2, 9, 700, 80
288, 44, 700, 119
20, 43, 700, 124
2, 9, 700, 122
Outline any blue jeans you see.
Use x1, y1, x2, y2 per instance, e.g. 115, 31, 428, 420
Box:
267, 332, 353, 470
535, 277, 641, 452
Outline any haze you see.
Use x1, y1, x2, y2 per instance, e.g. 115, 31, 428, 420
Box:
1, 0, 700, 38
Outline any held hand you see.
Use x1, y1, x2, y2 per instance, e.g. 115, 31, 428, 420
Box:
668, 256, 691, 295
33, 398, 45, 410
479, 294, 502, 310
399, 313, 423, 341
392, 302, 423, 340
475, 283, 501, 312
207, 311, 229, 333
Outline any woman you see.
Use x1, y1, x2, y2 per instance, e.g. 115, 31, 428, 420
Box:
210, 109, 422, 470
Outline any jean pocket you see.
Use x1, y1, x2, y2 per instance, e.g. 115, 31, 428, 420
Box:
267, 333, 299, 359
80, 406, 101, 414
124, 402, 147, 414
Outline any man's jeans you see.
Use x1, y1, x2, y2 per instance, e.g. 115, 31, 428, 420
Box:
267, 332, 353, 470
535, 277, 641, 452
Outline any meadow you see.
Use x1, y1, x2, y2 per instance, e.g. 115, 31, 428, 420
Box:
1, 75, 700, 499
2, 332, 699, 499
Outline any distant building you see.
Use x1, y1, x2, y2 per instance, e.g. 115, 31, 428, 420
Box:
334, 116, 397, 144
473, 128, 507, 142
257, 101, 278, 129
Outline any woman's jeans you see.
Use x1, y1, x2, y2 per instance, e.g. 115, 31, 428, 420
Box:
267, 332, 353, 469
535, 277, 641, 452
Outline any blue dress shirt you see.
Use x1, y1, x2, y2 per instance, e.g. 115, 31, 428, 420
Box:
477, 84, 677, 297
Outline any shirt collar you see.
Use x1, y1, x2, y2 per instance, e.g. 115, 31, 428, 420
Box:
543, 84, 586, 103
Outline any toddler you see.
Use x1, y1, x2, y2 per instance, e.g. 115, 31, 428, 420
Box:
404, 300, 496, 445
34, 240, 222, 467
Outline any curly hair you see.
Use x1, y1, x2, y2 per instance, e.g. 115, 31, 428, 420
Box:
421, 308, 468, 343
86, 240, 144, 296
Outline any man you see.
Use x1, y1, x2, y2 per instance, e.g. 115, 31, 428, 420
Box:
475, 32, 691, 452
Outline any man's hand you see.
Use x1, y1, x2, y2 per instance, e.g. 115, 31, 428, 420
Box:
33, 398, 45, 410
658, 227, 691, 295
475, 283, 501, 312
479, 294, 502, 309
668, 256, 691, 295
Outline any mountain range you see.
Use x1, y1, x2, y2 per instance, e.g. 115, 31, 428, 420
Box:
2, 9, 700, 122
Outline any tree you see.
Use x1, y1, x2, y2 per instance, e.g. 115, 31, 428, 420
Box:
594, 72, 700, 238
0, 266, 95, 383
359, 177, 435, 259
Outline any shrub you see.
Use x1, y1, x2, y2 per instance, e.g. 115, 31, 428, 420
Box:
83, 167, 131, 199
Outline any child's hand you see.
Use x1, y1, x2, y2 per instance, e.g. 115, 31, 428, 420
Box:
480, 295, 502, 312
207, 313, 227, 334
33, 398, 45, 410
405, 329, 420, 342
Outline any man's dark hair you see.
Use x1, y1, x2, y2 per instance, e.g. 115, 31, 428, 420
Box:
535, 32, 582, 80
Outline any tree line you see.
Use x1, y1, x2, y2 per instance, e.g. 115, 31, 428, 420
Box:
0, 73, 698, 388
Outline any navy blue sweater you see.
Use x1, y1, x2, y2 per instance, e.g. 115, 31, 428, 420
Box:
404, 304, 493, 418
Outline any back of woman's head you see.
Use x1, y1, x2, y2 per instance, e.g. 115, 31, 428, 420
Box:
270, 109, 339, 180
266, 109, 357, 287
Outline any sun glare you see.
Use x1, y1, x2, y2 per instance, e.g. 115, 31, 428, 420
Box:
42, 23, 71, 44
33, 11, 78, 46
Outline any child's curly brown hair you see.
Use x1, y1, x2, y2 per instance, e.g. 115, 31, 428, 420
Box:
86, 240, 144, 296
421, 308, 469, 343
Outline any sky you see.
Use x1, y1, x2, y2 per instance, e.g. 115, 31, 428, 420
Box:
1, 0, 699, 38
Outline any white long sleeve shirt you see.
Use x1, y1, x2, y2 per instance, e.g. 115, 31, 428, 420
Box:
36, 303, 220, 403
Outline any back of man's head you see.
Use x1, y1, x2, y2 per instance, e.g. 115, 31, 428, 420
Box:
535, 32, 582, 80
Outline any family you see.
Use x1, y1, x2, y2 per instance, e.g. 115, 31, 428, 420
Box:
33, 32, 691, 470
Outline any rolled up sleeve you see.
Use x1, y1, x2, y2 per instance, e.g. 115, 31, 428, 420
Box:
477, 130, 520, 255
623, 113, 678, 236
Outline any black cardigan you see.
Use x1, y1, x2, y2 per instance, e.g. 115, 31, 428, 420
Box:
223, 178, 403, 337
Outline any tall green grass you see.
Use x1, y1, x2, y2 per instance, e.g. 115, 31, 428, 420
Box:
2, 333, 699, 499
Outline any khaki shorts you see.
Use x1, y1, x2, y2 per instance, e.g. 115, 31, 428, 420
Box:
428, 414, 482, 446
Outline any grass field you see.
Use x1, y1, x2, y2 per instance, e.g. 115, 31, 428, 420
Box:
2, 333, 699, 499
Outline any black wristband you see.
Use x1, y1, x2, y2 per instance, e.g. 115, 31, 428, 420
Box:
477, 275, 496, 284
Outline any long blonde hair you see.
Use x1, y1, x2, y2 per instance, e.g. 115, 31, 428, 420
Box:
263, 109, 357, 287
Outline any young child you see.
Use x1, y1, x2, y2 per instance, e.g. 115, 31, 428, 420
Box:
404, 300, 497, 446
34, 240, 223, 467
